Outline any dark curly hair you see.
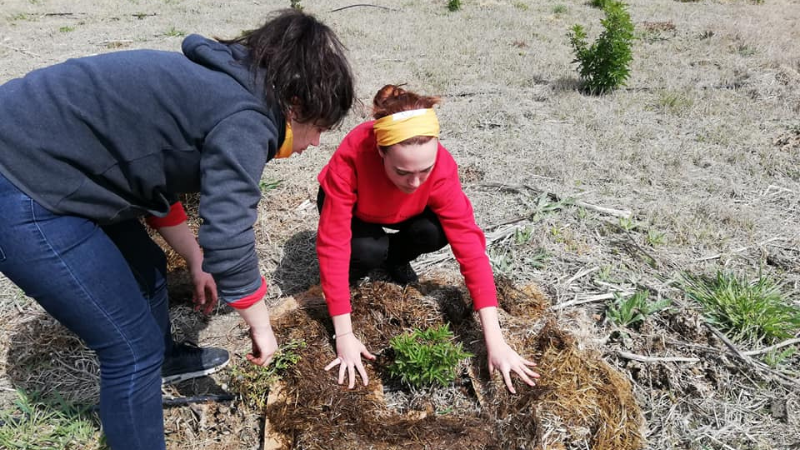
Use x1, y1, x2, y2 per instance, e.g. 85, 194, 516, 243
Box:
220, 9, 355, 128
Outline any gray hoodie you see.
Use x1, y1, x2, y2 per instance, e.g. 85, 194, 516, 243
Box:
0, 35, 285, 302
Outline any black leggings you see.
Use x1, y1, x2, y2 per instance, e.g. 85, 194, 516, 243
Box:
317, 188, 448, 277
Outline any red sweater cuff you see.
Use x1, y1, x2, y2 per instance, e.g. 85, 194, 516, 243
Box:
326, 299, 352, 317
146, 202, 188, 229
228, 277, 267, 310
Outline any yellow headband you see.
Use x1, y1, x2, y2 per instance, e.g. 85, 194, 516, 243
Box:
275, 121, 293, 159
373, 108, 439, 147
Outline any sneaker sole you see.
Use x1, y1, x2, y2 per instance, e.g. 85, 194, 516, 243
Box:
162, 358, 230, 385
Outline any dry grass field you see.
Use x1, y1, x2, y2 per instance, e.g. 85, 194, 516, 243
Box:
1, 0, 799, 449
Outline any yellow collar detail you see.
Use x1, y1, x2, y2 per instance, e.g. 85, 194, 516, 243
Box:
275, 121, 293, 159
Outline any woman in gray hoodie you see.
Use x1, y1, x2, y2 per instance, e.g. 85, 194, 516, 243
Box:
0, 9, 354, 450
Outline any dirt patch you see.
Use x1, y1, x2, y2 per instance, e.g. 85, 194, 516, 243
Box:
260, 280, 644, 450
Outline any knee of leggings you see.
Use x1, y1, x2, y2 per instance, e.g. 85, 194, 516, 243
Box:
409, 221, 448, 252
351, 236, 388, 270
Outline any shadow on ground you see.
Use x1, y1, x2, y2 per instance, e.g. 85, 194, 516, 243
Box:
273, 230, 320, 297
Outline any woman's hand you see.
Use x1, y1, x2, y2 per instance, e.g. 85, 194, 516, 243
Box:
189, 264, 218, 315
248, 325, 278, 366
487, 340, 539, 394
324, 333, 376, 389
478, 306, 540, 394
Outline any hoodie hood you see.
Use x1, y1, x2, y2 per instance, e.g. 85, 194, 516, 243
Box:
181, 34, 286, 151
182, 34, 268, 101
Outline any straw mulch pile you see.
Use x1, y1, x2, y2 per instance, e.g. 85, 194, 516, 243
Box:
261, 278, 644, 450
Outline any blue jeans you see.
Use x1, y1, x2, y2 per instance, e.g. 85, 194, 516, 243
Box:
0, 171, 170, 450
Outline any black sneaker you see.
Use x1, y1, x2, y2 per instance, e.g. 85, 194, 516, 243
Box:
161, 342, 230, 385
387, 261, 418, 285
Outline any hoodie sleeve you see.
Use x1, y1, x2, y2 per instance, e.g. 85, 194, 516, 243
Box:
198, 109, 276, 307
317, 137, 359, 316
428, 149, 498, 310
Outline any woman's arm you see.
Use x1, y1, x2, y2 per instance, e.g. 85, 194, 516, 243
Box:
236, 300, 278, 366
148, 203, 219, 315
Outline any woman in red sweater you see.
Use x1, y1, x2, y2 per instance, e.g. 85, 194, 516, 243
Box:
316, 85, 539, 393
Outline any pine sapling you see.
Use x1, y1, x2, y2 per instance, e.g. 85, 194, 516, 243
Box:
569, 1, 634, 94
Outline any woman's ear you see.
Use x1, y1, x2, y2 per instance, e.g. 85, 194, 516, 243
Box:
288, 97, 303, 121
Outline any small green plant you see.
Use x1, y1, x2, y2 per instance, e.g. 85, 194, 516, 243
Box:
525, 249, 549, 269
259, 179, 282, 191
618, 216, 639, 232
230, 339, 306, 410
682, 271, 800, 345
59, 26, 75, 32
597, 264, 613, 282
607, 290, 671, 328
568, 1, 635, 94
513, 1, 529, 11
552, 4, 568, 14
736, 44, 756, 57
0, 391, 104, 449
489, 246, 515, 276
763, 346, 796, 369
290, 0, 303, 10
657, 90, 693, 115
590, 0, 610, 7
448, 0, 462, 12
163, 26, 185, 37
530, 192, 572, 221
514, 226, 534, 245
389, 324, 472, 387
646, 229, 665, 246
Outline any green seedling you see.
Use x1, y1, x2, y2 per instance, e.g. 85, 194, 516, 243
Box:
606, 290, 671, 328
259, 179, 282, 192
389, 324, 472, 388
230, 339, 306, 410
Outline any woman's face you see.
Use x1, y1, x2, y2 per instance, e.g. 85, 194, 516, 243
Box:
380, 139, 438, 194
290, 118, 325, 155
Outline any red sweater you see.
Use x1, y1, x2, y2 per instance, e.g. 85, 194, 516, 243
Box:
317, 121, 498, 316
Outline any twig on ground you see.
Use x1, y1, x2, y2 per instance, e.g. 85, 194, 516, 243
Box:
697, 237, 785, 262
563, 266, 599, 286
741, 337, 800, 357
704, 323, 800, 390
575, 200, 631, 219
417, 221, 524, 270
330, 4, 397, 12
475, 182, 632, 219
616, 350, 700, 363
552, 291, 634, 310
